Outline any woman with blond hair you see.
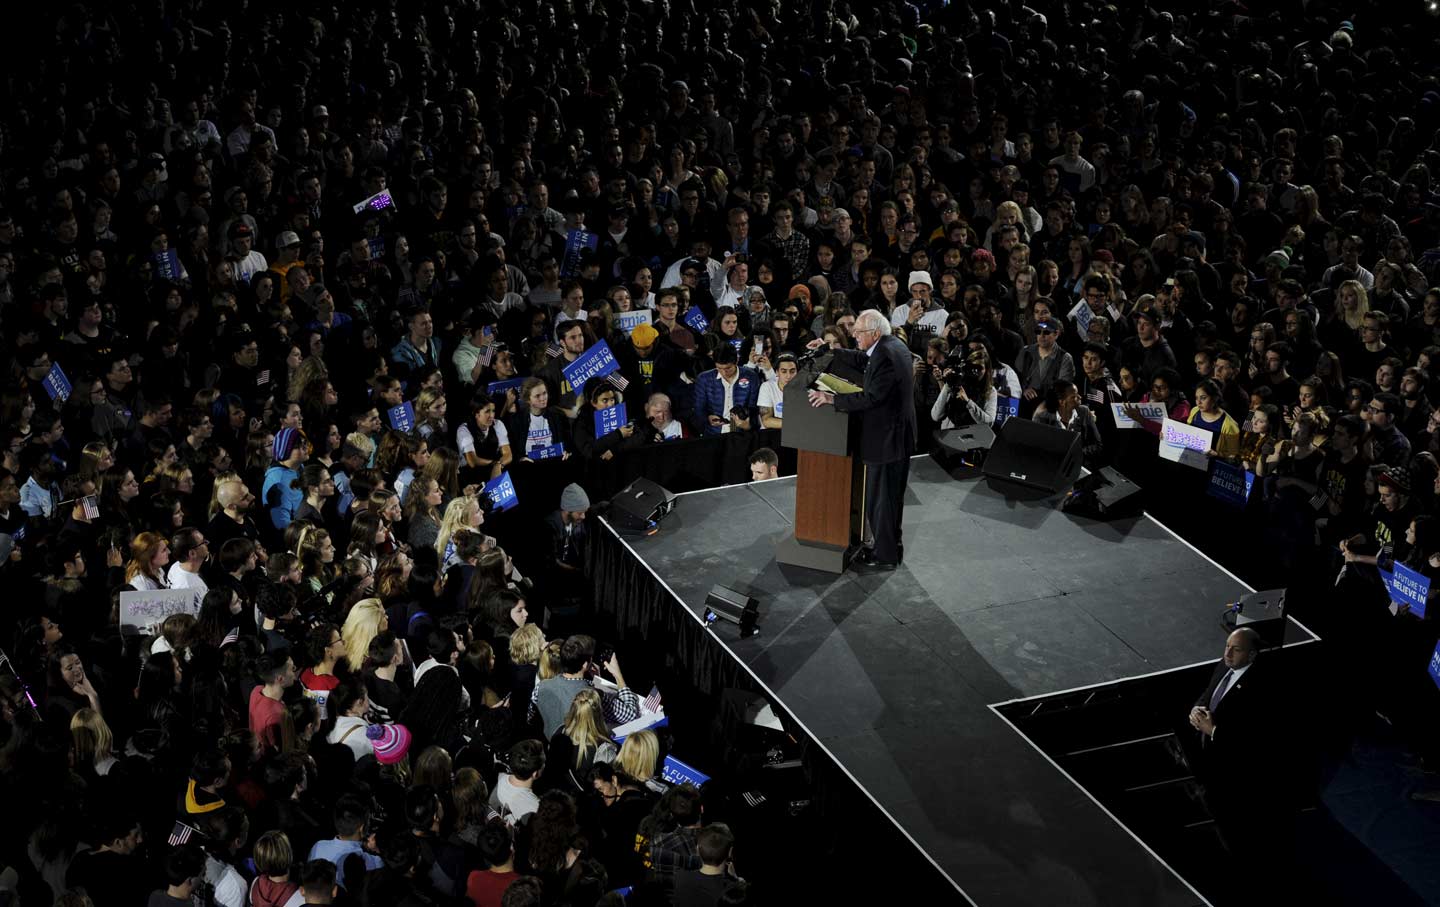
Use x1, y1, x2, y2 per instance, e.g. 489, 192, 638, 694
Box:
507, 623, 546, 732
414, 387, 449, 441
341, 599, 389, 673
435, 496, 484, 567
70, 708, 117, 777
124, 531, 171, 590
1335, 279, 1371, 332
615, 729, 661, 790
547, 688, 617, 791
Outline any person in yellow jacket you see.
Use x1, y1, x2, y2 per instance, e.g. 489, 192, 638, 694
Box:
1189, 379, 1242, 461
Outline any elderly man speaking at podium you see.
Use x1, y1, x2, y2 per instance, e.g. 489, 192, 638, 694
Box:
807, 309, 917, 570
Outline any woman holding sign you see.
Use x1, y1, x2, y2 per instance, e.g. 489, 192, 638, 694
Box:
504, 379, 573, 463
574, 383, 641, 461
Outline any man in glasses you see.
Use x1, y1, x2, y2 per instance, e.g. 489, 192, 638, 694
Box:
807, 310, 918, 571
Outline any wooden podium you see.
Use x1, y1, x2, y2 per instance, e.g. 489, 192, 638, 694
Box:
776, 355, 866, 572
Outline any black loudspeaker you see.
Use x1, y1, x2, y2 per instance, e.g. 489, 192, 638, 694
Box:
982, 419, 1083, 493
1062, 466, 1144, 519
608, 477, 678, 532
705, 585, 760, 638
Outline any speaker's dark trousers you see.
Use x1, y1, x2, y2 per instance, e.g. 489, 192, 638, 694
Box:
866, 457, 910, 562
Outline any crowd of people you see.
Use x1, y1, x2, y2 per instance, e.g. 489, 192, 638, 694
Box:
3, 0, 1440, 904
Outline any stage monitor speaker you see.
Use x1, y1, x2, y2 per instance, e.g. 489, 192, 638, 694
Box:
705, 584, 759, 638
1227, 588, 1287, 648
608, 477, 677, 532
982, 418, 1083, 493
935, 424, 996, 454
1062, 466, 1144, 519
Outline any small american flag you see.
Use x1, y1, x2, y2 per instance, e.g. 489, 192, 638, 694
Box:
81, 495, 100, 519
220, 627, 240, 647
256, 369, 271, 386
168, 821, 201, 846
545, 343, 561, 359
606, 373, 630, 392
741, 791, 767, 808
643, 685, 662, 714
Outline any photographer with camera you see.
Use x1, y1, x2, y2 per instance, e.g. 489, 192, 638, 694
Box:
930, 348, 1000, 429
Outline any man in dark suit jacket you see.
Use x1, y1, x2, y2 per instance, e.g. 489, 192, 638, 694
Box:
1186, 627, 1270, 852
807, 310, 918, 569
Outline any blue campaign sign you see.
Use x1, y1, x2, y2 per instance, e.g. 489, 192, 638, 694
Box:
487, 378, 524, 396
562, 340, 620, 393
994, 396, 1019, 427
530, 443, 565, 461
1382, 562, 1431, 618
1206, 459, 1256, 508
561, 229, 597, 277
1430, 640, 1440, 692
595, 402, 628, 437
42, 363, 72, 402
730, 337, 744, 353
387, 402, 415, 432
482, 471, 518, 512
683, 307, 710, 333
660, 755, 711, 789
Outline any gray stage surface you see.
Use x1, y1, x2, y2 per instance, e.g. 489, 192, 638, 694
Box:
609, 456, 1314, 906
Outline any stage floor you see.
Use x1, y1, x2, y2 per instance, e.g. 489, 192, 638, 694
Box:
608, 456, 1315, 906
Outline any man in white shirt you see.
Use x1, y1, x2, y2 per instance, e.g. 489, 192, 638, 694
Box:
166, 527, 211, 593
710, 253, 751, 310
229, 224, 268, 281
758, 353, 799, 428
646, 393, 687, 440
489, 739, 545, 824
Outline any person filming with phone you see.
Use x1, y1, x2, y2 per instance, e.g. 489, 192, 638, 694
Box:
693, 345, 761, 435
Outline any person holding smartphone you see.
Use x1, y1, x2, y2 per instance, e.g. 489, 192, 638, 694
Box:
692, 346, 761, 436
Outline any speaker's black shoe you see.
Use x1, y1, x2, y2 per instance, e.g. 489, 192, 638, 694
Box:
854, 549, 898, 571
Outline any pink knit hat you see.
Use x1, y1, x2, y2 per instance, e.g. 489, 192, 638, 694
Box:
366, 723, 412, 764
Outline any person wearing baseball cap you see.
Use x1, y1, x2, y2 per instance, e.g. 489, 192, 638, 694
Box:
230, 222, 268, 283
1014, 317, 1075, 413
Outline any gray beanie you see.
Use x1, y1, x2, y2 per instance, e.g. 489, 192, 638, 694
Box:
560, 483, 591, 512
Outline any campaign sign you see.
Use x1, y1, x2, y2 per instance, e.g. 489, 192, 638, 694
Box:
615, 309, 653, 334
530, 443, 565, 461
1111, 401, 1169, 429
487, 378, 524, 396
596, 402, 628, 437
1160, 418, 1212, 471
42, 362, 72, 402
1067, 298, 1095, 335
120, 588, 203, 636
683, 307, 710, 333
561, 229, 597, 277
562, 339, 620, 393
483, 471, 518, 512
994, 396, 1020, 427
387, 402, 415, 432
660, 755, 711, 789
1430, 640, 1440, 692
1381, 562, 1431, 618
1207, 459, 1255, 508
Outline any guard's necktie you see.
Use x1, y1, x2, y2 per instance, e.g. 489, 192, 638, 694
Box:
1208, 670, 1234, 711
